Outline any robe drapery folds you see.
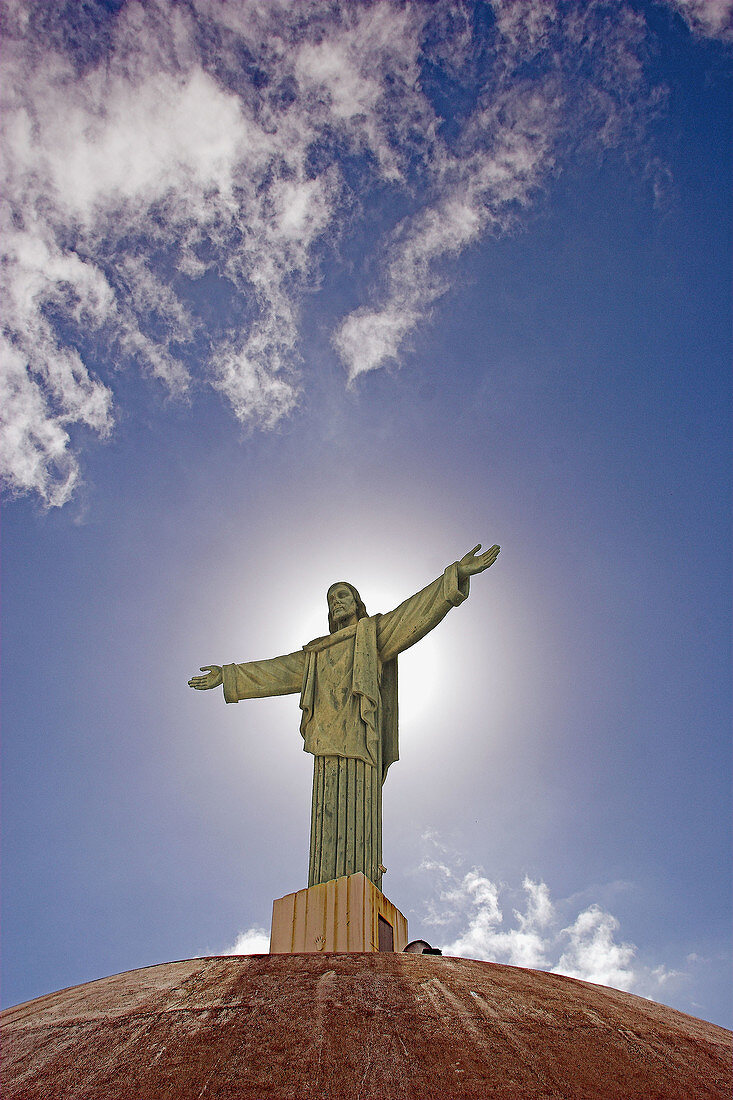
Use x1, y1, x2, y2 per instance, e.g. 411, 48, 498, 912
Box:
221, 563, 470, 889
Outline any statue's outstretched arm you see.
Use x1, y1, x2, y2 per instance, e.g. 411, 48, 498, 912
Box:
377, 542, 500, 662
188, 650, 305, 701
188, 665, 223, 690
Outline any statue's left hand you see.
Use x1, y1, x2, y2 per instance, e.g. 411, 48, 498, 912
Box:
457, 543, 500, 581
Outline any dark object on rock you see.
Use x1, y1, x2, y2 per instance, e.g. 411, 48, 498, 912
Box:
2, 954, 731, 1100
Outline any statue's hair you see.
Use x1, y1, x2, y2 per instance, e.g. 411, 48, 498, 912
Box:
327, 581, 368, 634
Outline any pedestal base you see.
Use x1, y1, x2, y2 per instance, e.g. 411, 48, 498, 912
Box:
270, 872, 408, 953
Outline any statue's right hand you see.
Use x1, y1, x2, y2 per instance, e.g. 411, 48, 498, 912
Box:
188, 665, 223, 690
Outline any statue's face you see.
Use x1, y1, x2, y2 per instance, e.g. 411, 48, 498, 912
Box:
328, 584, 357, 625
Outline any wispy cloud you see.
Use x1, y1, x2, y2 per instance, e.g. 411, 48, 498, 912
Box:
333, 86, 558, 380
0, 0, 431, 504
220, 926, 271, 956
334, 0, 659, 381
419, 845, 680, 996
0, 0, 681, 504
553, 904, 638, 988
664, 0, 733, 39
442, 871, 556, 970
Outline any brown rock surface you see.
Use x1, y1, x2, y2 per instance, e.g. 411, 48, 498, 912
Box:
2, 953, 731, 1099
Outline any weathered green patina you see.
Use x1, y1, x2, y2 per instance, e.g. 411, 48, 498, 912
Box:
188, 543, 500, 889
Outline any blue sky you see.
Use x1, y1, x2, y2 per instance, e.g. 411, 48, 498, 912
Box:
1, 0, 731, 1027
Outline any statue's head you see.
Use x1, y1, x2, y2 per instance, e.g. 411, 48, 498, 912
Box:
327, 581, 368, 634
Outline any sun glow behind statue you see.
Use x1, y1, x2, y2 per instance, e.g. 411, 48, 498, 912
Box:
176, 481, 520, 867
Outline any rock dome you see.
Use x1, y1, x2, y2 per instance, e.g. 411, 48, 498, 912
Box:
2, 953, 730, 1099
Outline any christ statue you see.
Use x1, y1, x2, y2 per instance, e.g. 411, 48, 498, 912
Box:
188, 543, 500, 892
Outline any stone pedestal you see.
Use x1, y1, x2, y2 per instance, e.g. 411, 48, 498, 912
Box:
269, 872, 408, 954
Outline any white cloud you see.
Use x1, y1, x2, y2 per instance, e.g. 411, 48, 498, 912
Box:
491, 0, 559, 61
1, 0, 431, 504
664, 0, 733, 39
0, 336, 108, 507
553, 904, 637, 988
213, 341, 298, 427
419, 848, 685, 997
220, 926, 271, 955
0, 0, 682, 504
439, 872, 556, 971
44, 70, 250, 217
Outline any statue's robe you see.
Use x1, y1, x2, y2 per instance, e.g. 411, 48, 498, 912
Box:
221, 564, 470, 890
